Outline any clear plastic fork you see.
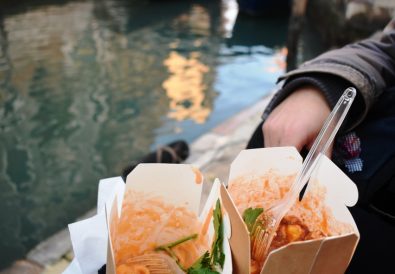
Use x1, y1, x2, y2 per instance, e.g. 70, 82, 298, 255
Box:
251, 87, 357, 263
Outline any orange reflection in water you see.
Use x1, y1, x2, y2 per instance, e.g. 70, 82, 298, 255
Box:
266, 47, 288, 73
162, 51, 211, 124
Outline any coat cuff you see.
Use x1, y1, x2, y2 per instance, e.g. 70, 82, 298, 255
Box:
263, 73, 364, 131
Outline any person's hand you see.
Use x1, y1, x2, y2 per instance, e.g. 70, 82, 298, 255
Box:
262, 86, 333, 157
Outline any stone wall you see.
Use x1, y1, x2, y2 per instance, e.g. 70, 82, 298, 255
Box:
285, 0, 395, 70
306, 0, 395, 48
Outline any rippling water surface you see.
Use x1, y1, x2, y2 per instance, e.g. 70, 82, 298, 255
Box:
0, 0, 287, 267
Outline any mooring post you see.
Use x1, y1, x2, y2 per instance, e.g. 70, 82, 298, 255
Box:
286, 0, 309, 71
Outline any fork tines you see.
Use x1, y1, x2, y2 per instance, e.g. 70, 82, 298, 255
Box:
128, 255, 174, 274
252, 226, 269, 262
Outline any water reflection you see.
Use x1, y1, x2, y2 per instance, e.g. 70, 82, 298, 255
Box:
266, 47, 287, 73
0, 0, 288, 268
228, 12, 288, 47
162, 4, 215, 124
163, 51, 211, 124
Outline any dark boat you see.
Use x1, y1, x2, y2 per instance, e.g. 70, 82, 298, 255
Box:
237, 0, 291, 16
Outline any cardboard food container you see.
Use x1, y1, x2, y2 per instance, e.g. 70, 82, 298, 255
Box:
65, 164, 233, 274
106, 163, 233, 273
220, 147, 360, 274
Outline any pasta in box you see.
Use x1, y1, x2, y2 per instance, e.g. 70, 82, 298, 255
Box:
105, 164, 233, 274
221, 147, 360, 274
66, 164, 232, 274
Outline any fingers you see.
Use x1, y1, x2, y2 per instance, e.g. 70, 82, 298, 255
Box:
260, 86, 332, 157
262, 118, 334, 159
262, 118, 304, 151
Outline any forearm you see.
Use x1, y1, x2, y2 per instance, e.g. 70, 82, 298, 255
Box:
264, 74, 363, 132
268, 26, 395, 130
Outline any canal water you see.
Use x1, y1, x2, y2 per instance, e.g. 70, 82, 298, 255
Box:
0, 0, 287, 267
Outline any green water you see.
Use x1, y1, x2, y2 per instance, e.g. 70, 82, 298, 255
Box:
0, 0, 287, 267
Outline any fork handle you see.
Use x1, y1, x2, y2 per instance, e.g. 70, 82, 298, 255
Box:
282, 87, 357, 209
